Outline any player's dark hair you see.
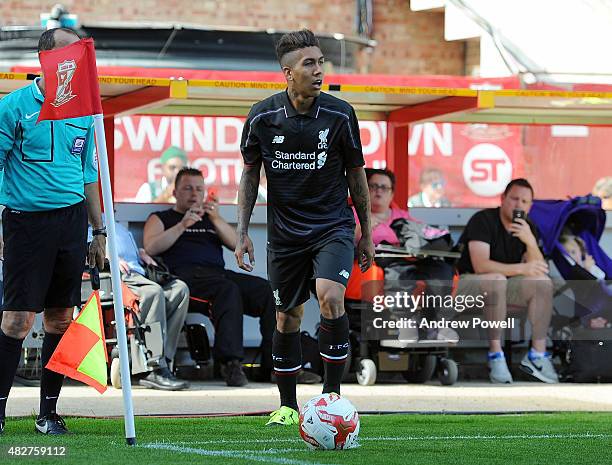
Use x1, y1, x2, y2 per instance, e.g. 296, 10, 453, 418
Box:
365, 168, 396, 191
275, 29, 320, 65
503, 178, 534, 197
175, 167, 202, 188
38, 28, 80, 52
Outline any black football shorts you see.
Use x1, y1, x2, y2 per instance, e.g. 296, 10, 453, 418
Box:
2, 201, 88, 312
267, 235, 355, 312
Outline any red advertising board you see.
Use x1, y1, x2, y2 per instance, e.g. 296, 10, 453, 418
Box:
114, 115, 525, 207
114, 115, 610, 207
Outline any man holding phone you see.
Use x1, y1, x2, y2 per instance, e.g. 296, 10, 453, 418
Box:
142, 167, 277, 386
456, 178, 558, 384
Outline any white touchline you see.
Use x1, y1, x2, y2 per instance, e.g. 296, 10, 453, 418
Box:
164, 432, 612, 446
142, 443, 342, 465
362, 433, 612, 441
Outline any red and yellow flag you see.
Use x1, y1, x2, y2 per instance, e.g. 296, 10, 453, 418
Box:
46, 291, 108, 393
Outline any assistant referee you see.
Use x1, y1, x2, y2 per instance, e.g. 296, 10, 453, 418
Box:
235, 29, 374, 426
0, 28, 105, 436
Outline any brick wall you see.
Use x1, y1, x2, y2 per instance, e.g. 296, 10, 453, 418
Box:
464, 38, 480, 76
1, 0, 466, 75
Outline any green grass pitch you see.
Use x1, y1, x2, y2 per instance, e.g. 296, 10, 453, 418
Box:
1, 413, 611, 465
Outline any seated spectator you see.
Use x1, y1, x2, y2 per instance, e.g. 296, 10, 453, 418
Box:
456, 178, 558, 384
592, 177, 612, 211
355, 168, 455, 341
408, 167, 451, 208
115, 222, 189, 391
134, 146, 187, 203
142, 168, 277, 387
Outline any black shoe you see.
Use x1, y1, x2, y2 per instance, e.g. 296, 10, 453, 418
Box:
35, 413, 68, 435
224, 360, 248, 387
0, 417, 4, 435
159, 367, 190, 389
139, 369, 189, 391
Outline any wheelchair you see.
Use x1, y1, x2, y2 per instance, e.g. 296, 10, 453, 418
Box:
344, 260, 459, 386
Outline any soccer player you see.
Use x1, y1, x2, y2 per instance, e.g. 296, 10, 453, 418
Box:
0, 28, 106, 435
235, 29, 374, 426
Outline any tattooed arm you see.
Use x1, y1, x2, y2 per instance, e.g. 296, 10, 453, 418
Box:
346, 166, 375, 272
234, 163, 261, 271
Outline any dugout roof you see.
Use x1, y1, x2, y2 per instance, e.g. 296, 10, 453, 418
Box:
2, 68, 612, 204
3, 68, 612, 125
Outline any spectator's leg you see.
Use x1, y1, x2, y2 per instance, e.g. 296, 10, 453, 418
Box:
178, 268, 245, 369
478, 273, 508, 353
161, 279, 190, 367
458, 273, 512, 383
224, 271, 275, 380
511, 275, 558, 383
413, 258, 454, 320
515, 275, 553, 353
124, 274, 167, 364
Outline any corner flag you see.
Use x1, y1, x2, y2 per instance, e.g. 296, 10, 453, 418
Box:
37, 38, 102, 122
39, 34, 137, 444
46, 291, 108, 394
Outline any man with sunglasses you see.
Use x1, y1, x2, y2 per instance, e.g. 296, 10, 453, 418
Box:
408, 167, 451, 208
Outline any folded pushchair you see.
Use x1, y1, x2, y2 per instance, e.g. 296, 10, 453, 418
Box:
530, 196, 612, 381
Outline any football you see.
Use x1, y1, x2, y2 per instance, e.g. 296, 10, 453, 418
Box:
299, 393, 360, 450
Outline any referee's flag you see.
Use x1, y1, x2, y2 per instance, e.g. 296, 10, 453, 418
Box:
38, 37, 102, 122
46, 291, 108, 394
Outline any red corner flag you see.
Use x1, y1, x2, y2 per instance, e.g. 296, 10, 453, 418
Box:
38, 37, 102, 122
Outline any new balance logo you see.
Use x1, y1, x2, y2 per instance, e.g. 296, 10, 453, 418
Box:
273, 289, 282, 306
339, 269, 350, 279
317, 151, 327, 169
272, 135, 285, 144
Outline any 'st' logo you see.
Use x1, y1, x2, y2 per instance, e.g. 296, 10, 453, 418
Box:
52, 60, 77, 107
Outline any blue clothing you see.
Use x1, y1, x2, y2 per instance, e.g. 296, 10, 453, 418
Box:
0, 79, 98, 212
115, 222, 146, 277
